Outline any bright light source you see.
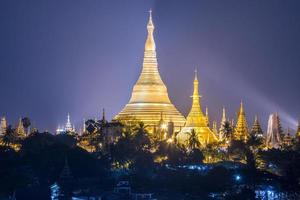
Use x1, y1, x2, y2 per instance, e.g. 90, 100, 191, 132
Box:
235, 175, 241, 181
167, 138, 173, 143
161, 123, 167, 130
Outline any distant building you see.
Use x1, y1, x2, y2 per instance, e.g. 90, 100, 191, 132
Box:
296, 120, 300, 140
212, 121, 218, 137
102, 120, 123, 144
0, 117, 7, 135
16, 118, 26, 138
56, 114, 76, 134
283, 128, 292, 146
266, 113, 282, 148
251, 116, 264, 138
218, 107, 228, 140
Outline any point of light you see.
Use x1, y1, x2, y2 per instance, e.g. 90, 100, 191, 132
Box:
235, 175, 241, 181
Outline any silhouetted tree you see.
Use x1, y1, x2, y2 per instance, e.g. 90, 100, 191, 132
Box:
187, 129, 200, 150
22, 117, 31, 135
1, 125, 16, 147
188, 148, 204, 164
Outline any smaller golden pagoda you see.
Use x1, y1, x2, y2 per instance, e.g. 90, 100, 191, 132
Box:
177, 70, 218, 146
233, 102, 249, 141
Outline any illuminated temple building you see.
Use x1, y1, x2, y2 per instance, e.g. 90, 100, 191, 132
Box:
114, 11, 186, 132
176, 71, 217, 146
250, 116, 264, 138
56, 114, 76, 134
0, 117, 7, 135
233, 102, 249, 141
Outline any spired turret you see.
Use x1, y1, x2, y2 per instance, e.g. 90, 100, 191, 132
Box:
0, 117, 7, 135
114, 11, 186, 132
266, 113, 282, 149
233, 102, 249, 141
16, 118, 26, 137
251, 115, 264, 138
218, 107, 228, 140
176, 71, 217, 146
283, 128, 292, 146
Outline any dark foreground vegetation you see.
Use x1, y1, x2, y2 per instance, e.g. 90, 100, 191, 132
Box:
0, 121, 300, 199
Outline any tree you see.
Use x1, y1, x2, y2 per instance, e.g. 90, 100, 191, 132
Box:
188, 148, 204, 164
1, 125, 17, 147
133, 122, 151, 151
246, 134, 263, 153
22, 117, 31, 135
155, 141, 187, 165
221, 121, 233, 143
85, 120, 96, 134
203, 144, 220, 163
187, 129, 200, 150
228, 140, 247, 162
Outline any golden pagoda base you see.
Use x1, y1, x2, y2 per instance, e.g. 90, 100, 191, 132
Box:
176, 127, 218, 147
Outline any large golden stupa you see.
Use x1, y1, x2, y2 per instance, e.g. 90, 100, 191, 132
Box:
177, 71, 218, 146
114, 11, 186, 131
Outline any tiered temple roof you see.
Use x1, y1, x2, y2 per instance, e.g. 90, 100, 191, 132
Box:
251, 116, 264, 138
234, 102, 249, 141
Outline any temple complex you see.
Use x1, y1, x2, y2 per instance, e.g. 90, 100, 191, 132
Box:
114, 11, 186, 133
176, 71, 217, 146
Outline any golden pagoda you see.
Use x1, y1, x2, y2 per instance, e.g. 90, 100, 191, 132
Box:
176, 71, 218, 146
233, 102, 249, 141
114, 11, 186, 132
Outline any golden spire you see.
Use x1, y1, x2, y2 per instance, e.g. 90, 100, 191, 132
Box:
185, 70, 206, 127
177, 70, 217, 146
221, 107, 226, 123
205, 107, 209, 126
145, 9, 155, 51
239, 101, 244, 115
192, 69, 200, 98
234, 101, 249, 141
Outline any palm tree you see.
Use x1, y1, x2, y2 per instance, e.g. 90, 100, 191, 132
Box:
133, 122, 151, 151
85, 120, 96, 135
134, 122, 149, 136
1, 125, 16, 147
22, 117, 31, 135
246, 134, 263, 153
187, 129, 200, 150
222, 121, 233, 142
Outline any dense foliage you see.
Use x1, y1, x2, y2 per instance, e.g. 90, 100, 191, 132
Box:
0, 120, 299, 199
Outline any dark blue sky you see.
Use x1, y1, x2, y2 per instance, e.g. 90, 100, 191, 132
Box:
0, 0, 299, 133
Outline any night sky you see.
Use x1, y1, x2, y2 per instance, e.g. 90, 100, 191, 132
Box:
1, 0, 300, 133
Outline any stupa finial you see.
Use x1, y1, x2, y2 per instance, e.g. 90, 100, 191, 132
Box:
194, 68, 198, 81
